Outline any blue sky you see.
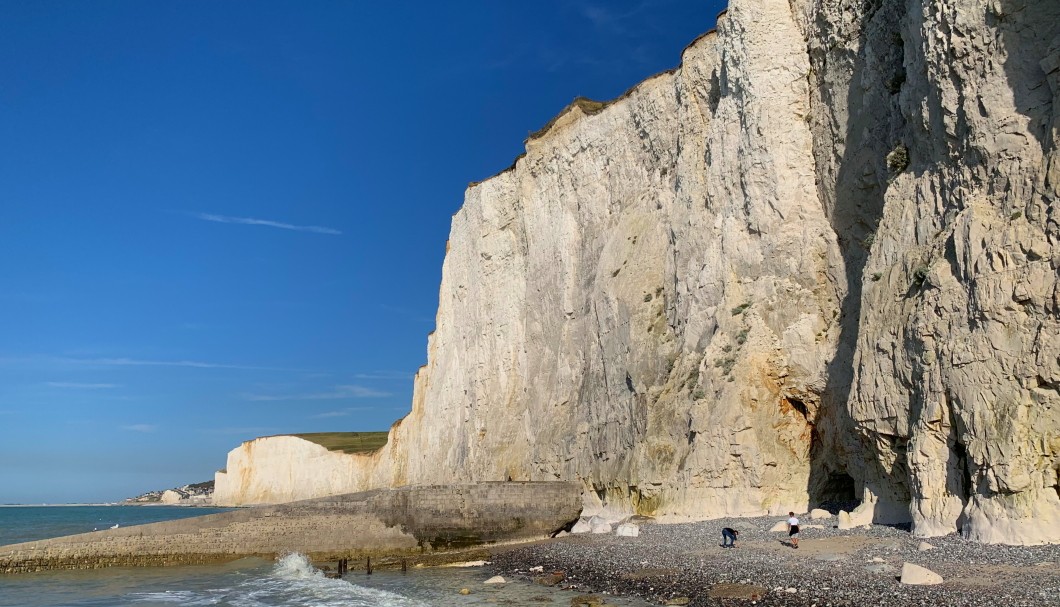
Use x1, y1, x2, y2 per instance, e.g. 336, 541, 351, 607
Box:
0, 0, 725, 504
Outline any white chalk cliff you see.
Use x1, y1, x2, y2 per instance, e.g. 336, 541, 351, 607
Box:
215, 0, 1060, 545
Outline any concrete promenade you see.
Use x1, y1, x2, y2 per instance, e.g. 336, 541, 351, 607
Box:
0, 482, 582, 573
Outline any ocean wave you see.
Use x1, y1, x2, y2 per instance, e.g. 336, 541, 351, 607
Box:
130, 553, 426, 607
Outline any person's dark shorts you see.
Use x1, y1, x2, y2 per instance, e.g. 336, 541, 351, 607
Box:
788, 525, 800, 538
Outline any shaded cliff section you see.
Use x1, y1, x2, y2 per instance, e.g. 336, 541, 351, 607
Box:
806, 0, 1060, 543
216, 0, 1059, 544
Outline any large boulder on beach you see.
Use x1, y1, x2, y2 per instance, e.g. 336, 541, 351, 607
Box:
769, 521, 788, 532
900, 563, 943, 585
809, 508, 831, 520
837, 509, 872, 530
571, 519, 592, 534
589, 517, 613, 534
615, 523, 639, 537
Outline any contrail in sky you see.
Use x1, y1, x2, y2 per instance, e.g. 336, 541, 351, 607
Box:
191, 212, 341, 235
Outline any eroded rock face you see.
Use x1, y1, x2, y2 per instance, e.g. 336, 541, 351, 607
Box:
809, 0, 1060, 543
215, 0, 1060, 544
365, 0, 844, 522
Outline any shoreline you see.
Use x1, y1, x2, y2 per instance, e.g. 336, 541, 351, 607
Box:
0, 484, 581, 574
0, 503, 224, 508
487, 515, 1060, 606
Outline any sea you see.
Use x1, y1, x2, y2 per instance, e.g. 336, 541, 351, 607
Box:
0, 506, 648, 607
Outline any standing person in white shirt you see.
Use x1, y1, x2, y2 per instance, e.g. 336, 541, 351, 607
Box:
787, 512, 800, 549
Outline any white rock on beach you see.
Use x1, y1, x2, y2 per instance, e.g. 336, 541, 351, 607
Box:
837, 510, 872, 530
769, 521, 789, 532
900, 563, 944, 585
809, 508, 832, 520
588, 515, 615, 534
591, 521, 613, 534
615, 523, 640, 537
483, 576, 506, 584
571, 519, 591, 534
917, 541, 936, 551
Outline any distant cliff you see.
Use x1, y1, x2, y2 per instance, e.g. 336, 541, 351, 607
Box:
217, 0, 1060, 545
214, 433, 385, 505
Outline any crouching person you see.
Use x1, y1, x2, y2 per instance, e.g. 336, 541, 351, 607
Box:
721, 527, 739, 548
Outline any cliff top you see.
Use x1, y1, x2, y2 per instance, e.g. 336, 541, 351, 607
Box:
291, 432, 388, 454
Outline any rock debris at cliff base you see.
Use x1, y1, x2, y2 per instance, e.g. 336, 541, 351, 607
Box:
489, 517, 1060, 606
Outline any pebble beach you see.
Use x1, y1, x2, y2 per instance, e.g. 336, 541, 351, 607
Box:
488, 515, 1060, 606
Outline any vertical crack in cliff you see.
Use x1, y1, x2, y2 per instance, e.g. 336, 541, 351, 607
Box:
807, 0, 910, 510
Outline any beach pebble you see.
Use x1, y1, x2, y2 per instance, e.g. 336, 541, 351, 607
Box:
917, 541, 936, 551
459, 588, 471, 595
785, 587, 797, 593
487, 512, 1060, 607
484, 575, 506, 584
664, 597, 690, 605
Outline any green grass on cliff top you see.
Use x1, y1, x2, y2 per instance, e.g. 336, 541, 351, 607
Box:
292, 432, 388, 454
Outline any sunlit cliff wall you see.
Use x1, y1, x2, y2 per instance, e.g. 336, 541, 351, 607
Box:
216, 0, 1060, 545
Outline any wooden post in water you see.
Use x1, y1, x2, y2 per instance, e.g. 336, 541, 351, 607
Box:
401, 558, 407, 573
366, 556, 372, 575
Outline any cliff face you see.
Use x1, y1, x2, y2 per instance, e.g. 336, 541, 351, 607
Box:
216, 0, 1060, 544
373, 0, 846, 521
214, 436, 375, 505
810, 0, 1060, 543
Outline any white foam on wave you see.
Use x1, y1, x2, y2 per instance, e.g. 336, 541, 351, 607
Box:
273, 552, 323, 578
257, 552, 427, 607
130, 553, 427, 607
129, 588, 225, 605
